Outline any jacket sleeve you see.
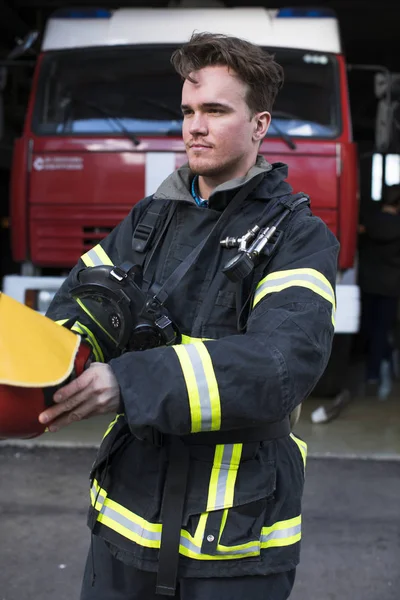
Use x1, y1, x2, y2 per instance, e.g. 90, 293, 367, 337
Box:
109, 211, 339, 435
46, 199, 150, 363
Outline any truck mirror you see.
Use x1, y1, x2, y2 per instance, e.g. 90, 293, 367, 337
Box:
8, 31, 38, 60
374, 72, 400, 152
375, 99, 393, 153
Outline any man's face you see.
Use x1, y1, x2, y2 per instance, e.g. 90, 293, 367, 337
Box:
181, 65, 269, 180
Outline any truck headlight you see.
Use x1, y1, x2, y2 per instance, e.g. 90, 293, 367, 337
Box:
25, 289, 58, 314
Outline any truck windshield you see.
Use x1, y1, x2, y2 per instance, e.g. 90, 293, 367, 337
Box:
33, 45, 340, 139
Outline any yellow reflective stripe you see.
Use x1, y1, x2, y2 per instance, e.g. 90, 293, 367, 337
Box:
76, 298, 118, 345
217, 538, 261, 553
81, 244, 113, 267
195, 342, 221, 431
181, 335, 212, 344
257, 268, 335, 297
173, 342, 221, 433
91, 479, 300, 559
290, 433, 308, 469
207, 443, 243, 511
71, 321, 104, 363
81, 253, 95, 267
56, 318, 105, 362
253, 268, 336, 326
223, 444, 242, 507
102, 413, 123, 440
261, 515, 302, 548
173, 345, 202, 430
207, 445, 224, 511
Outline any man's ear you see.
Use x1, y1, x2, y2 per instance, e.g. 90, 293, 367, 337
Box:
253, 111, 271, 142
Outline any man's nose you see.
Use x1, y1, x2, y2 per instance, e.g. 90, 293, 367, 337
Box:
189, 113, 208, 136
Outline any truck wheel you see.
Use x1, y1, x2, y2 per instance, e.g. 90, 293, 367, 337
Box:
312, 334, 353, 398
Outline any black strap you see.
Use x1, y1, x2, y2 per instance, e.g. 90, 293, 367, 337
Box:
180, 417, 290, 445
149, 173, 265, 308
141, 202, 178, 293
156, 436, 190, 596
132, 199, 169, 264
154, 416, 290, 596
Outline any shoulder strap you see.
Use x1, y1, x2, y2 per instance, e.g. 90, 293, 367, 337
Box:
130, 198, 179, 294
131, 199, 171, 266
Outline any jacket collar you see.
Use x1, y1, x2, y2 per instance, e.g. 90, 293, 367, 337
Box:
153, 155, 292, 210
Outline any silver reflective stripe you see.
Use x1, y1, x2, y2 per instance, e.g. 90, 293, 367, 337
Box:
84, 248, 104, 267
91, 485, 106, 508
216, 544, 259, 556
257, 272, 333, 300
185, 343, 213, 431
179, 536, 200, 554
214, 445, 235, 509
261, 523, 301, 543
100, 502, 161, 542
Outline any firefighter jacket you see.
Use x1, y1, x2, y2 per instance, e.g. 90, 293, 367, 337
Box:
47, 155, 339, 581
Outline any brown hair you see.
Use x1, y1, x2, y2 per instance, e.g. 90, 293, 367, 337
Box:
171, 32, 284, 114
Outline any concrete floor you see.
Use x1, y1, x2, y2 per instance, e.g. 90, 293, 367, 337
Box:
1, 447, 399, 600
1, 386, 400, 459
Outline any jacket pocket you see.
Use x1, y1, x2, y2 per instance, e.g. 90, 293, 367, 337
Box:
181, 445, 276, 559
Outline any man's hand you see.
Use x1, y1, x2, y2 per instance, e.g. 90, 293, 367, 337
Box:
38, 363, 120, 432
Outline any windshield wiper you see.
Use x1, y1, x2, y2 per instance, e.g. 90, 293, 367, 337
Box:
62, 96, 141, 146
140, 98, 182, 120
269, 119, 297, 150
272, 110, 303, 121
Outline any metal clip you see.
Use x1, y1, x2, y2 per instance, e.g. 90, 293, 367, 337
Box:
220, 225, 260, 250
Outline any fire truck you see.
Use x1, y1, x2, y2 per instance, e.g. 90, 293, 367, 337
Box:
3, 6, 360, 393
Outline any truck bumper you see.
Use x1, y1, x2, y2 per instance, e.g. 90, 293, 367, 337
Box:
2, 275, 66, 313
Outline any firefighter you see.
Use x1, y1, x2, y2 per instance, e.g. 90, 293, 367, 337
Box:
38, 33, 339, 600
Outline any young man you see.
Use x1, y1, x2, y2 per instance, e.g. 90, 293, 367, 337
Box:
39, 33, 339, 600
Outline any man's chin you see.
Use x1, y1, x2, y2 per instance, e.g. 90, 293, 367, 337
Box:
188, 159, 221, 177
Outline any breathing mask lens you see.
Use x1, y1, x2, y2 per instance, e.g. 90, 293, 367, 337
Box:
74, 293, 130, 348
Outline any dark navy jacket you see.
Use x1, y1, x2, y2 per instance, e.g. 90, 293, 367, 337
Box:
47, 156, 339, 578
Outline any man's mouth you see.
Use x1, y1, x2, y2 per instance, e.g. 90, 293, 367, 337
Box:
189, 143, 212, 150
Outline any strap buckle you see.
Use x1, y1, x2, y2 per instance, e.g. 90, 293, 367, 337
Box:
132, 223, 156, 253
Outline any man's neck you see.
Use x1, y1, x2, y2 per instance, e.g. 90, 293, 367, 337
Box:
197, 156, 258, 200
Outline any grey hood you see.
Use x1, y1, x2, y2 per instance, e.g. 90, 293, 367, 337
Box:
153, 155, 273, 207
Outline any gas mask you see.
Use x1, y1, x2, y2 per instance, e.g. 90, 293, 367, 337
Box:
70, 262, 180, 352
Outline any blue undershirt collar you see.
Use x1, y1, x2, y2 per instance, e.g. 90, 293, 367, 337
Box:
191, 176, 208, 208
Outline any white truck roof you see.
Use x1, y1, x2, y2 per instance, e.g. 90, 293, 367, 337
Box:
42, 7, 341, 54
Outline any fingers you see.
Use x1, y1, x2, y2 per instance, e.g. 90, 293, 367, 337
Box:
53, 366, 96, 403
38, 363, 121, 432
39, 368, 96, 426
45, 397, 99, 432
